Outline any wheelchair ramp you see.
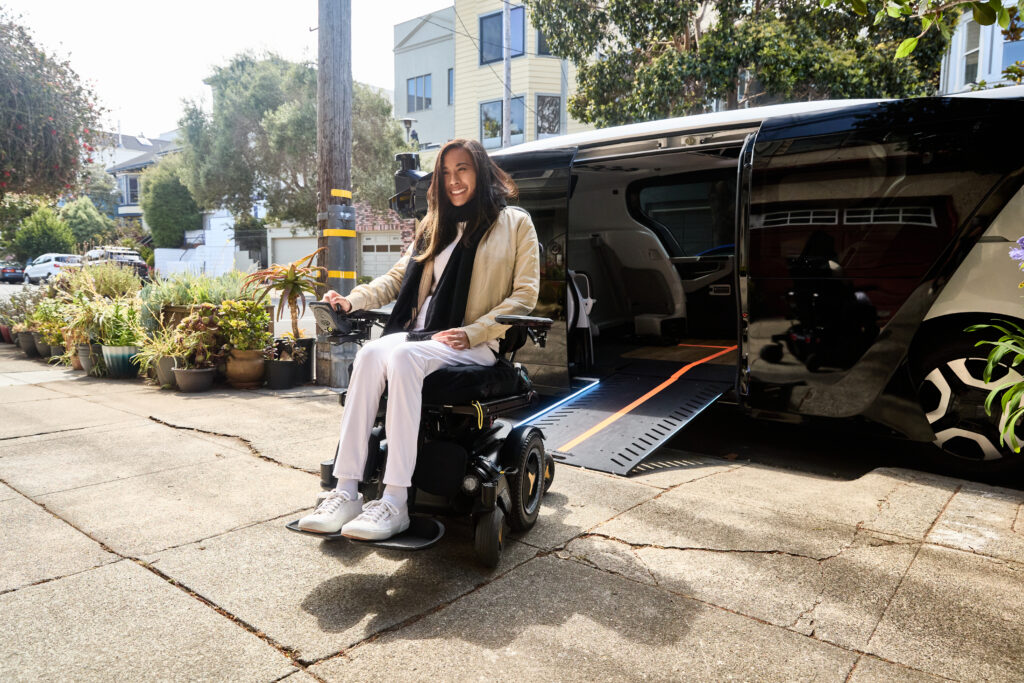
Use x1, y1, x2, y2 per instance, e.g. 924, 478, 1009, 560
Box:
523, 346, 736, 476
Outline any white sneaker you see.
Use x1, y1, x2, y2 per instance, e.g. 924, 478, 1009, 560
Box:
341, 499, 410, 540
297, 490, 363, 533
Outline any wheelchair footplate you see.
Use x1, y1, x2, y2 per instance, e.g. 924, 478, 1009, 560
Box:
285, 516, 445, 551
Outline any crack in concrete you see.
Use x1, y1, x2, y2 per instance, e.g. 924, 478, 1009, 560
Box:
864, 484, 962, 649
579, 530, 855, 563
0, 474, 317, 675
147, 416, 317, 474
843, 654, 862, 682
1013, 500, 1022, 535
0, 424, 121, 443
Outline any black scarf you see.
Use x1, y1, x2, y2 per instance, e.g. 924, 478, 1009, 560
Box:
383, 215, 486, 336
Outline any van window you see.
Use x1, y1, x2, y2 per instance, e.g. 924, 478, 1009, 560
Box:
632, 172, 735, 257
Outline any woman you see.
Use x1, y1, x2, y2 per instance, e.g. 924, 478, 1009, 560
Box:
298, 138, 540, 541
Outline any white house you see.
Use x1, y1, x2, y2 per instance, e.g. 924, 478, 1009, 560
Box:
939, 5, 1024, 93
394, 7, 456, 149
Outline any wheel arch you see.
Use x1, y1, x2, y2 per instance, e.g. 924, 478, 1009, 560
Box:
906, 312, 1024, 385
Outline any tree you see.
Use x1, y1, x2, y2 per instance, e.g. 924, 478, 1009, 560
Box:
526, 0, 947, 127
0, 10, 103, 202
81, 163, 120, 219
12, 206, 74, 263
59, 195, 114, 248
0, 194, 43, 253
179, 53, 407, 224
140, 154, 201, 249
824, 0, 1023, 57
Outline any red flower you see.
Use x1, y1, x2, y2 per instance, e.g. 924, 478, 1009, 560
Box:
83, 128, 89, 133
0, 182, 6, 188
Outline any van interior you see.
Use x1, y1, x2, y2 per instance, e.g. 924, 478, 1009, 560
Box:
559, 144, 743, 388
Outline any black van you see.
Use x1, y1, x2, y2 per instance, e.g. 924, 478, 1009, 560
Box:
394, 87, 1024, 477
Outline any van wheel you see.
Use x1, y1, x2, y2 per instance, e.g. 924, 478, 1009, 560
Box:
915, 337, 1024, 476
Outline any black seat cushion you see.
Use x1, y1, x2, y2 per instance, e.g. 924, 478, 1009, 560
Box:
422, 360, 527, 405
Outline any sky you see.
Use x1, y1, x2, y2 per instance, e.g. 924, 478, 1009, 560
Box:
1, 0, 453, 138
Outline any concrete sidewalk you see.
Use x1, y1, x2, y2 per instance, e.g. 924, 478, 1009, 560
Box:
1, 345, 1022, 681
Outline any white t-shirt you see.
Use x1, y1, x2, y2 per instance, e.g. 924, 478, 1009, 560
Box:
412, 225, 498, 353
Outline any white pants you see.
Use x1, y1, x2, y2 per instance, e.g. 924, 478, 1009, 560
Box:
333, 332, 497, 488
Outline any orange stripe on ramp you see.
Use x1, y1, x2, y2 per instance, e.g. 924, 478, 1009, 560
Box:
557, 346, 737, 453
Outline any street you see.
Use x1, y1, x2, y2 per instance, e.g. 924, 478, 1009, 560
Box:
2, 342, 1023, 681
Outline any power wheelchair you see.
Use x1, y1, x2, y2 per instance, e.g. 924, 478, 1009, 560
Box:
286, 302, 555, 567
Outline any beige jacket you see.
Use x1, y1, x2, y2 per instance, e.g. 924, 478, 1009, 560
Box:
345, 206, 540, 349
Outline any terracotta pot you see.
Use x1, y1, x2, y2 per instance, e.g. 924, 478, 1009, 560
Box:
0, 324, 11, 343
70, 351, 83, 371
101, 345, 140, 379
173, 366, 215, 393
226, 349, 265, 389
32, 332, 51, 358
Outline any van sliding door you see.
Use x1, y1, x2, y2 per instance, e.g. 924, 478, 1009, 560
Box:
742, 97, 1024, 420
493, 147, 577, 392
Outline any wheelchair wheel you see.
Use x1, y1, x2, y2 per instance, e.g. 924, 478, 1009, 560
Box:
474, 507, 506, 568
543, 452, 555, 494
507, 430, 545, 532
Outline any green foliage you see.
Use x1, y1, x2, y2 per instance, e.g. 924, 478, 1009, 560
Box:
526, 0, 948, 126
825, 0, 1024, 56
12, 206, 75, 263
0, 193, 43, 251
140, 154, 201, 249
59, 195, 114, 248
97, 297, 143, 347
171, 303, 221, 368
966, 320, 1024, 451
131, 325, 180, 375
178, 54, 408, 222
218, 299, 272, 351
27, 296, 66, 346
243, 248, 325, 339
0, 11, 103, 201
139, 270, 253, 332
81, 163, 119, 219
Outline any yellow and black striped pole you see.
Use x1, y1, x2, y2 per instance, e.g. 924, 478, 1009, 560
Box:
321, 188, 357, 296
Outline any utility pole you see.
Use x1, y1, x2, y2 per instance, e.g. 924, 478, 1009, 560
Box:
502, 0, 511, 148
316, 0, 354, 298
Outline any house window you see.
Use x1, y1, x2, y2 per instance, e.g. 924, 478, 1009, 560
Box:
479, 97, 524, 149
122, 175, 139, 205
1003, 34, 1024, 72
537, 30, 551, 56
479, 6, 524, 65
536, 94, 561, 137
406, 74, 431, 113
963, 20, 981, 85
448, 68, 453, 106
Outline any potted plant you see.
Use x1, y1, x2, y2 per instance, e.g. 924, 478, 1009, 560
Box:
131, 325, 182, 388
264, 334, 309, 390
218, 299, 272, 389
243, 248, 325, 383
170, 303, 221, 392
12, 322, 38, 357
31, 298, 67, 360
65, 296, 106, 376
97, 298, 144, 379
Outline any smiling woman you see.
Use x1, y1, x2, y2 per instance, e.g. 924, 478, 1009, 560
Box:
298, 138, 540, 542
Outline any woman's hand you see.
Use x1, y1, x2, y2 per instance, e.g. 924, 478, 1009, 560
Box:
322, 290, 352, 313
432, 328, 470, 350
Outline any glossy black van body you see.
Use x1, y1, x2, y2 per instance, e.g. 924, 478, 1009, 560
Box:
395, 91, 1024, 472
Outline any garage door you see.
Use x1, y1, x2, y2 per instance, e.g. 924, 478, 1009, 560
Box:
359, 231, 404, 280
271, 236, 318, 266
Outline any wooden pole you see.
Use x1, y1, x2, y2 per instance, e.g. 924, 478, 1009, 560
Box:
317, 0, 353, 296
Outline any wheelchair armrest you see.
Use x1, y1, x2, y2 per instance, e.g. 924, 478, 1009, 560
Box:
495, 315, 553, 330
351, 308, 393, 323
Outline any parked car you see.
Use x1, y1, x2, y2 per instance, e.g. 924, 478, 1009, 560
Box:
22, 253, 81, 284
0, 261, 23, 284
82, 246, 149, 280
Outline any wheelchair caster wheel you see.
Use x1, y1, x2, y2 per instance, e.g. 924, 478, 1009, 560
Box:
474, 507, 506, 568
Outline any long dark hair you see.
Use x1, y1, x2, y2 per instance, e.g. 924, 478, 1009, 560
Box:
414, 139, 517, 262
